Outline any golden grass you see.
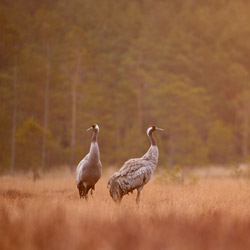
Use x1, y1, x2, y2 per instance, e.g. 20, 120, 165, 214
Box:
1, 172, 250, 250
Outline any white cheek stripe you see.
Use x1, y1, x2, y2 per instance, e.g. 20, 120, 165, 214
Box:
147, 127, 152, 136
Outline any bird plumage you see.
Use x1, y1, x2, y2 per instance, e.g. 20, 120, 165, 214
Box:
108, 126, 163, 204
76, 124, 102, 199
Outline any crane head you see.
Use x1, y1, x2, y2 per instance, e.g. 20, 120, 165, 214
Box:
87, 124, 99, 132
147, 125, 164, 136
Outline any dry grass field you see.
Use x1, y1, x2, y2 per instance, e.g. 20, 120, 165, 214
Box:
1, 169, 250, 250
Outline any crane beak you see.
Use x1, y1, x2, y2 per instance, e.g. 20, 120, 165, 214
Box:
87, 127, 93, 131
156, 127, 164, 131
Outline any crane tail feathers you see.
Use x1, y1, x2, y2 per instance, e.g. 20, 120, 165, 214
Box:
108, 176, 123, 203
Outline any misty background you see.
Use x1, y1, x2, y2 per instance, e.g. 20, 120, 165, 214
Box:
1, 0, 250, 173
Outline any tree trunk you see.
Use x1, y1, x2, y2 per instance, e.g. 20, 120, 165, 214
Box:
136, 51, 143, 133
238, 91, 250, 162
70, 55, 81, 171
42, 45, 51, 169
242, 111, 249, 161
11, 61, 17, 174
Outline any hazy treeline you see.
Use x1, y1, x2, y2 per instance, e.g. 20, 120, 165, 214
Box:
1, 0, 250, 172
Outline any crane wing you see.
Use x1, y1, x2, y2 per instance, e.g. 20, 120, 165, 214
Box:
107, 159, 145, 189
120, 166, 153, 191
119, 158, 143, 176
116, 158, 155, 192
76, 153, 89, 185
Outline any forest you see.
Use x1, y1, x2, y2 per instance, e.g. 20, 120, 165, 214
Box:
1, 0, 250, 173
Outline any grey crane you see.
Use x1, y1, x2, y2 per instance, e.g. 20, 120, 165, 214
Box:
76, 124, 102, 199
107, 125, 163, 204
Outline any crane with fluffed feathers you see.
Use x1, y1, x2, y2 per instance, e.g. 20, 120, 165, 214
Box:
76, 124, 102, 199
107, 125, 163, 204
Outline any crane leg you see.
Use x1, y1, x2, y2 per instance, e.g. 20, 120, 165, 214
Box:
136, 191, 140, 204
78, 182, 85, 199
136, 187, 143, 204
88, 185, 95, 198
84, 186, 92, 200
90, 188, 94, 198
84, 189, 88, 200
80, 188, 85, 199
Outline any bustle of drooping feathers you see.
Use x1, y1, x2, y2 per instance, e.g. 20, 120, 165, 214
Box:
107, 144, 158, 202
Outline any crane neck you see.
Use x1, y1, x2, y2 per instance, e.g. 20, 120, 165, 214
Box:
91, 130, 98, 143
90, 130, 100, 162
148, 130, 157, 146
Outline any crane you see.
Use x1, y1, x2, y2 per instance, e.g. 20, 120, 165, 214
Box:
108, 126, 163, 204
76, 124, 102, 199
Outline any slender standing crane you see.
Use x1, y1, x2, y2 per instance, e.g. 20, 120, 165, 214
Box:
108, 126, 163, 204
76, 124, 102, 199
